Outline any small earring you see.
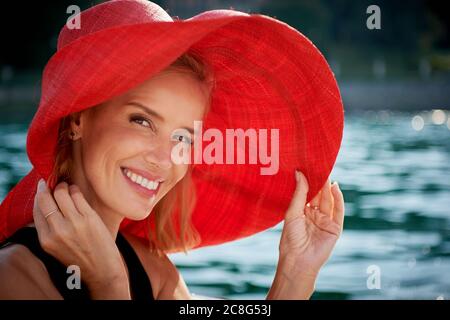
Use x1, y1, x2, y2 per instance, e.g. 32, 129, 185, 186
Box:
70, 131, 77, 139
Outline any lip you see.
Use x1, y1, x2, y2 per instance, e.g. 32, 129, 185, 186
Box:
120, 167, 163, 198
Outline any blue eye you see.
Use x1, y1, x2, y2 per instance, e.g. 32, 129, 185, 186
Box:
130, 115, 155, 131
172, 134, 193, 145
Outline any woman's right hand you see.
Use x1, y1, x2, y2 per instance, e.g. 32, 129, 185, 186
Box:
33, 178, 131, 299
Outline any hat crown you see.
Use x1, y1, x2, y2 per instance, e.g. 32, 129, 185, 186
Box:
57, 0, 173, 50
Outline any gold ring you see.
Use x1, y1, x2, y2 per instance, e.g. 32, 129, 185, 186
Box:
44, 208, 58, 219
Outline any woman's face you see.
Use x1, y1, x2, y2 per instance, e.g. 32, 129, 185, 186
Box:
71, 71, 208, 220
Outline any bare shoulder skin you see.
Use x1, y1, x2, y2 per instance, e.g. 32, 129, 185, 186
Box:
0, 244, 62, 299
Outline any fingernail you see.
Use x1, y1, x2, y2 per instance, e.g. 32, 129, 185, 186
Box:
295, 170, 300, 182
37, 179, 46, 191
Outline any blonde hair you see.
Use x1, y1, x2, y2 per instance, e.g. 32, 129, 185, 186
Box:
48, 52, 215, 256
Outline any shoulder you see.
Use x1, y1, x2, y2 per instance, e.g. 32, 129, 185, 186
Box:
0, 243, 62, 299
121, 233, 192, 300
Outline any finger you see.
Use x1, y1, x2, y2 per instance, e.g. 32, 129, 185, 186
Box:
33, 179, 50, 237
331, 182, 345, 230
320, 178, 333, 218
36, 178, 65, 230
69, 184, 95, 217
53, 182, 82, 222
285, 170, 309, 223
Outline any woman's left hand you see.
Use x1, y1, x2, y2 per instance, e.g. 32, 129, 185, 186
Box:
267, 171, 344, 299
278, 170, 345, 279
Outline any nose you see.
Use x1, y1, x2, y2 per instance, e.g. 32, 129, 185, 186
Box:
143, 139, 173, 170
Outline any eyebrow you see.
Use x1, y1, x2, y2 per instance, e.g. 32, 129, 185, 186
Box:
127, 101, 195, 134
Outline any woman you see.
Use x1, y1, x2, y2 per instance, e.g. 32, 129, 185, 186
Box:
0, 0, 344, 300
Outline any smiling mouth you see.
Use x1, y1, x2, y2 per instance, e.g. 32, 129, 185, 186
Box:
120, 167, 162, 198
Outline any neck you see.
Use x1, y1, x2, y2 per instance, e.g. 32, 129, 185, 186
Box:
94, 206, 123, 240
72, 174, 124, 240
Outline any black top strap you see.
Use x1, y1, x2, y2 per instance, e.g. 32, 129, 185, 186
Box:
116, 232, 154, 300
0, 227, 154, 300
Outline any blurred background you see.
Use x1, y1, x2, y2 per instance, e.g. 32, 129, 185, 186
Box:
0, 0, 449, 299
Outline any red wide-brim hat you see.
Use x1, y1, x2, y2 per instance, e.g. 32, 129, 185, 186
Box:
0, 0, 344, 250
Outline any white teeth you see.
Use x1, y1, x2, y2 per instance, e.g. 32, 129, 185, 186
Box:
123, 168, 160, 191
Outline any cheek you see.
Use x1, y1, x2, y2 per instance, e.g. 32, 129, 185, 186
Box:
175, 162, 189, 178
81, 126, 146, 182
161, 164, 189, 195
82, 126, 120, 163
84, 123, 156, 159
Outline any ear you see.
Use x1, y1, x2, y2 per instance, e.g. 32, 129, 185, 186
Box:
69, 111, 85, 140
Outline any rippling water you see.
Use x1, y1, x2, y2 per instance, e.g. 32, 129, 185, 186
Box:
1, 111, 449, 299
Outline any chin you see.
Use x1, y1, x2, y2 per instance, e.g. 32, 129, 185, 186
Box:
122, 201, 157, 221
